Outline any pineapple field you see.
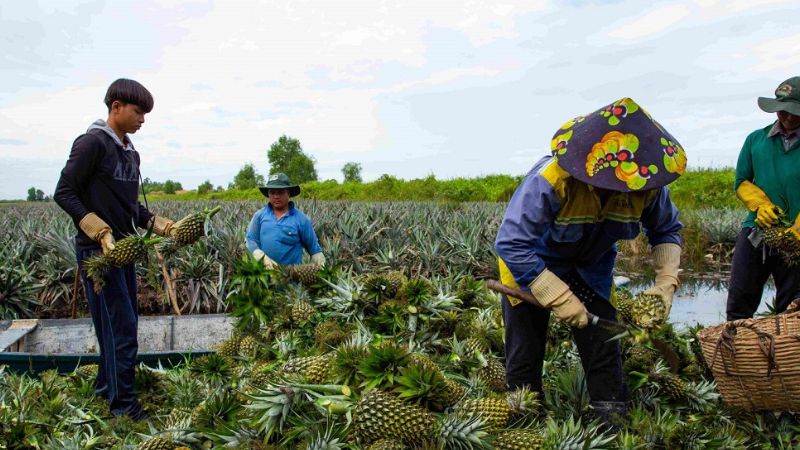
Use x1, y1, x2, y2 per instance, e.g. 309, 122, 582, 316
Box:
0, 201, 745, 321
1, 200, 798, 448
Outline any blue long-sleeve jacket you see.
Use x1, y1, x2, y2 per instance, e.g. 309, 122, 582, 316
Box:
495, 156, 682, 301
245, 202, 322, 265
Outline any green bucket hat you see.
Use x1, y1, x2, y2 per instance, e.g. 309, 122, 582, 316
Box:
259, 172, 301, 197
758, 76, 800, 116
550, 97, 687, 192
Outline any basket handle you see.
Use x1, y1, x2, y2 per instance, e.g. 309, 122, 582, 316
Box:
781, 298, 800, 314
711, 320, 779, 377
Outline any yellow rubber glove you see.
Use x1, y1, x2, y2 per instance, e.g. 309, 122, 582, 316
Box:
79, 212, 115, 255
252, 249, 277, 269
791, 213, 800, 240
641, 243, 681, 322
149, 215, 176, 237
529, 269, 588, 328
736, 180, 782, 228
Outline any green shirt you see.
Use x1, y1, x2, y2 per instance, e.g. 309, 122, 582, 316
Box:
735, 122, 800, 228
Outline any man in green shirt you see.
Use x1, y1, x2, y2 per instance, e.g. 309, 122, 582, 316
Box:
727, 76, 800, 320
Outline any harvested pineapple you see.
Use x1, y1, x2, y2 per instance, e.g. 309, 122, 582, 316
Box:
614, 289, 668, 329
352, 390, 434, 446
83, 233, 159, 292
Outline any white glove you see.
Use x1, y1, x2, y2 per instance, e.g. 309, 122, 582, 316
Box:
253, 249, 277, 269
641, 243, 681, 319
529, 269, 589, 328
311, 252, 326, 268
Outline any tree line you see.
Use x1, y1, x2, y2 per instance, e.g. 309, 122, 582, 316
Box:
26, 134, 363, 200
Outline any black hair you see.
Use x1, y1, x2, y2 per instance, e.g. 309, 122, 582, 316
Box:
104, 78, 154, 113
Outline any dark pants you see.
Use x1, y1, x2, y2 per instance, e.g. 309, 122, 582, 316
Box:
77, 245, 145, 419
502, 273, 628, 403
726, 228, 800, 321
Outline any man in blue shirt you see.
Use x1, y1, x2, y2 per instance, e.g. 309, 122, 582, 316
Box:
496, 98, 684, 427
246, 173, 325, 268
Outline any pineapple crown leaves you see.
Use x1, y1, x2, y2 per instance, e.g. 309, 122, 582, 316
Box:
683, 379, 720, 413
358, 341, 412, 391
371, 299, 415, 334
42, 428, 103, 449
505, 387, 542, 421
542, 415, 616, 450
418, 289, 463, 319
399, 277, 434, 305
317, 274, 364, 316
445, 336, 485, 373
295, 422, 347, 450
246, 382, 351, 442
455, 275, 485, 307
191, 390, 243, 432
228, 256, 278, 330
393, 361, 450, 412
434, 413, 493, 450
362, 273, 395, 303
331, 342, 370, 387
245, 383, 301, 440
139, 414, 199, 446
189, 353, 232, 386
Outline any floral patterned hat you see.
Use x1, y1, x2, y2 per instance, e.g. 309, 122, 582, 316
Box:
550, 97, 687, 192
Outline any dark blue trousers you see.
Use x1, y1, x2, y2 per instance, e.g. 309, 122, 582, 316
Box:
77, 245, 145, 419
726, 228, 800, 320
501, 273, 628, 403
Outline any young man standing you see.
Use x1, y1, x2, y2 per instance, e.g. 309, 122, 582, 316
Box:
727, 76, 800, 320
245, 172, 325, 269
54, 79, 178, 420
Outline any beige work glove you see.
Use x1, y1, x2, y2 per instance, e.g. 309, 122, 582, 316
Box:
529, 269, 589, 328
149, 215, 176, 237
311, 252, 326, 268
252, 249, 277, 270
79, 213, 115, 255
736, 180, 782, 228
641, 243, 681, 320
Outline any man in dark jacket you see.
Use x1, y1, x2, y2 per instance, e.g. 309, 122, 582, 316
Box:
54, 79, 178, 420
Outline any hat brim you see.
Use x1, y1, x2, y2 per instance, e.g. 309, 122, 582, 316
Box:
259, 185, 301, 197
758, 97, 800, 116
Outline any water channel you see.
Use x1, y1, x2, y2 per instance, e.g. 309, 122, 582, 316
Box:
621, 276, 776, 329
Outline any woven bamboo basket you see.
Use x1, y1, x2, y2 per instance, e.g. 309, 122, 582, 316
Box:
697, 300, 800, 412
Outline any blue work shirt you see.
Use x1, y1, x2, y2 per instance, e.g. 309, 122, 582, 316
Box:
245, 202, 322, 265
496, 156, 682, 301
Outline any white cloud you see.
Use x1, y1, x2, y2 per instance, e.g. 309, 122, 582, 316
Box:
1, 0, 799, 198
606, 4, 691, 40
751, 32, 800, 72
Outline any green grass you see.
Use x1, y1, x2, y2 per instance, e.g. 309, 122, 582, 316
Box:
146, 167, 738, 210
667, 167, 737, 210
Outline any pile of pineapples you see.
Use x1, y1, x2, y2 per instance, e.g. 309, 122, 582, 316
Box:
2, 263, 797, 449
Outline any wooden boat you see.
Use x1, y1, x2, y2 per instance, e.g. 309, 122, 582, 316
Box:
0, 314, 235, 374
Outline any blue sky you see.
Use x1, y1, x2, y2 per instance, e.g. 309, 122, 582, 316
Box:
1, 0, 798, 199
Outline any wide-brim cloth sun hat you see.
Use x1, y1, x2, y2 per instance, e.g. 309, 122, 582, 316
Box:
757, 76, 800, 117
550, 97, 687, 192
259, 172, 301, 197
